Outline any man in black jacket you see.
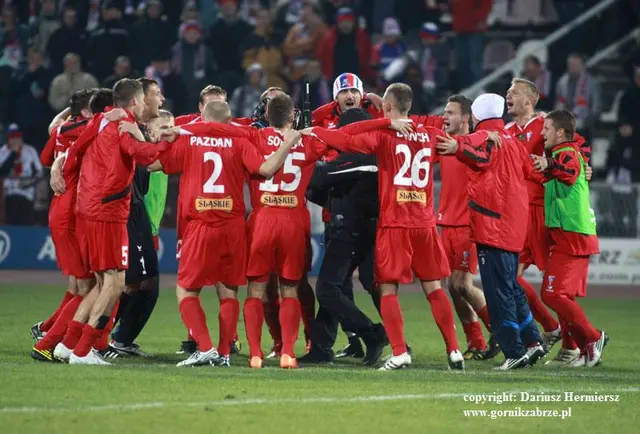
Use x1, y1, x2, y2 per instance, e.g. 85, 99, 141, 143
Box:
299, 108, 387, 365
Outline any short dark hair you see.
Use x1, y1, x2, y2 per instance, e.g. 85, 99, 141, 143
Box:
89, 88, 114, 114
524, 55, 541, 67
199, 85, 227, 103
137, 77, 158, 95
112, 78, 143, 108
545, 109, 576, 140
384, 83, 413, 114
447, 94, 472, 116
337, 107, 372, 128
266, 93, 294, 128
70, 88, 97, 117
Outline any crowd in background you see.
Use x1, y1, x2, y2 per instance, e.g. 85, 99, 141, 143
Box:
0, 0, 639, 227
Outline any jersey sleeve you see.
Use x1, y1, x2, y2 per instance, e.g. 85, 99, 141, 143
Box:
304, 135, 328, 160
339, 118, 391, 135
62, 115, 102, 177
453, 131, 494, 171
313, 128, 380, 154
144, 171, 168, 235
545, 149, 581, 186
240, 139, 265, 175
158, 138, 186, 174
312, 101, 338, 127
175, 113, 199, 126
410, 114, 445, 129
40, 130, 57, 167
120, 134, 170, 165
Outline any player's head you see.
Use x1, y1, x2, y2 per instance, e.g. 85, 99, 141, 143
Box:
506, 78, 539, 116
443, 94, 472, 135
260, 87, 286, 119
147, 110, 175, 142
138, 77, 164, 118
199, 85, 227, 113
470, 93, 505, 128
542, 109, 575, 149
337, 107, 372, 128
113, 78, 145, 119
89, 88, 114, 115
70, 88, 97, 118
333, 73, 363, 112
202, 100, 232, 123
382, 83, 412, 117
266, 93, 295, 129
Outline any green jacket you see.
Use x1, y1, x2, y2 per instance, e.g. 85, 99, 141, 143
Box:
144, 171, 168, 236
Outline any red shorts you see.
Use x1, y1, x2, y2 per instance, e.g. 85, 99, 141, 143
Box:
440, 226, 478, 274
542, 250, 589, 298
50, 227, 92, 279
246, 209, 308, 282
376, 227, 451, 284
178, 218, 247, 289
520, 204, 550, 271
79, 219, 128, 273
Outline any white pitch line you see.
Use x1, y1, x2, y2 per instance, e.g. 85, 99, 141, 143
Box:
1, 388, 639, 415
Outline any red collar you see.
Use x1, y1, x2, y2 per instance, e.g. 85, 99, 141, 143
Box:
475, 118, 505, 131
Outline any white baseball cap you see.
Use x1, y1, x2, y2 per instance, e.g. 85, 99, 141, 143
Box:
471, 93, 505, 121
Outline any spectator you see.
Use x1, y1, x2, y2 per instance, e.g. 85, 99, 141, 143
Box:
130, 0, 175, 73
102, 55, 137, 89
180, 1, 201, 24
274, 0, 307, 36
405, 63, 431, 114
11, 47, 52, 150
85, 1, 131, 82
0, 5, 30, 72
372, 17, 407, 88
29, 0, 60, 56
283, 1, 328, 82
451, 0, 491, 89
171, 20, 216, 115
243, 7, 287, 91
208, 0, 253, 93
46, 6, 87, 75
230, 63, 265, 118
316, 7, 372, 83
0, 124, 43, 226
292, 58, 332, 109
48, 52, 98, 112
522, 55, 552, 111
555, 53, 601, 140
411, 22, 448, 100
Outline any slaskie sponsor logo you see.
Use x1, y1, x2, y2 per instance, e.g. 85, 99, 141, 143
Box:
0, 230, 10, 265
396, 189, 426, 204
195, 197, 233, 212
189, 136, 233, 148
260, 193, 298, 208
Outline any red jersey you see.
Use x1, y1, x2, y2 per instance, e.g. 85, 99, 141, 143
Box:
159, 123, 265, 226
505, 116, 546, 206
46, 118, 90, 230
175, 112, 253, 126
314, 121, 442, 228
437, 153, 470, 227
64, 110, 168, 223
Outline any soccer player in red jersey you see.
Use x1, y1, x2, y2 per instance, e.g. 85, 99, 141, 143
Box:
150, 100, 296, 367
307, 83, 482, 371
532, 110, 608, 367
60, 79, 169, 365
437, 95, 498, 361
505, 78, 562, 350
174, 84, 253, 126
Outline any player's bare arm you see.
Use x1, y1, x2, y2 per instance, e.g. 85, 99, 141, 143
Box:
48, 107, 70, 135
119, 121, 146, 141
104, 108, 128, 122
50, 154, 66, 194
258, 130, 301, 177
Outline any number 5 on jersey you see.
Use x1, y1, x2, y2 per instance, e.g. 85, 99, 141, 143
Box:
393, 144, 431, 188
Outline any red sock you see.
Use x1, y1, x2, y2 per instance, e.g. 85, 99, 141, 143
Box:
179, 297, 213, 352
297, 280, 315, 342
93, 300, 120, 352
542, 293, 599, 346
263, 297, 282, 347
279, 297, 301, 357
243, 297, 264, 359
476, 305, 491, 332
73, 324, 103, 357
426, 289, 460, 354
61, 320, 85, 350
380, 294, 406, 356
559, 318, 578, 350
218, 298, 239, 356
41, 291, 74, 331
518, 276, 559, 332
36, 295, 83, 351
462, 321, 486, 350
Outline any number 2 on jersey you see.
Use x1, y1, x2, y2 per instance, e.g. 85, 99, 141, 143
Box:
202, 151, 224, 193
393, 144, 430, 188
259, 152, 305, 192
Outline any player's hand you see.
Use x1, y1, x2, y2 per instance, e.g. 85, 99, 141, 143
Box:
531, 155, 548, 172
50, 165, 66, 194
390, 119, 413, 135
435, 135, 459, 154
105, 108, 128, 122
159, 126, 179, 142
119, 121, 140, 136
299, 127, 315, 137
148, 160, 164, 172
283, 129, 302, 146
585, 165, 593, 181
486, 131, 503, 148
365, 93, 383, 110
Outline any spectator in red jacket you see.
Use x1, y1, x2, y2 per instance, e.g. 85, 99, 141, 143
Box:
316, 7, 372, 83
436, 93, 545, 370
451, 0, 492, 89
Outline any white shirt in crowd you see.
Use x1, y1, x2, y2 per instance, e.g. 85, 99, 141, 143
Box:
0, 143, 44, 202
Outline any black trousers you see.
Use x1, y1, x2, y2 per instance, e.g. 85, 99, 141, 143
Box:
311, 217, 378, 352
5, 195, 34, 225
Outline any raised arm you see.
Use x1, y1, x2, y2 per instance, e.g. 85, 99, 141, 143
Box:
62, 116, 102, 177
537, 149, 582, 186
41, 131, 57, 167
186, 122, 258, 143
310, 127, 379, 154
120, 134, 171, 165
454, 132, 495, 171
48, 107, 70, 135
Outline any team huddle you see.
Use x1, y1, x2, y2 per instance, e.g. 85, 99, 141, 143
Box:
28, 69, 608, 371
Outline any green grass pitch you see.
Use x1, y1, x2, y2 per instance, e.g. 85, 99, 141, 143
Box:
1, 284, 639, 434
